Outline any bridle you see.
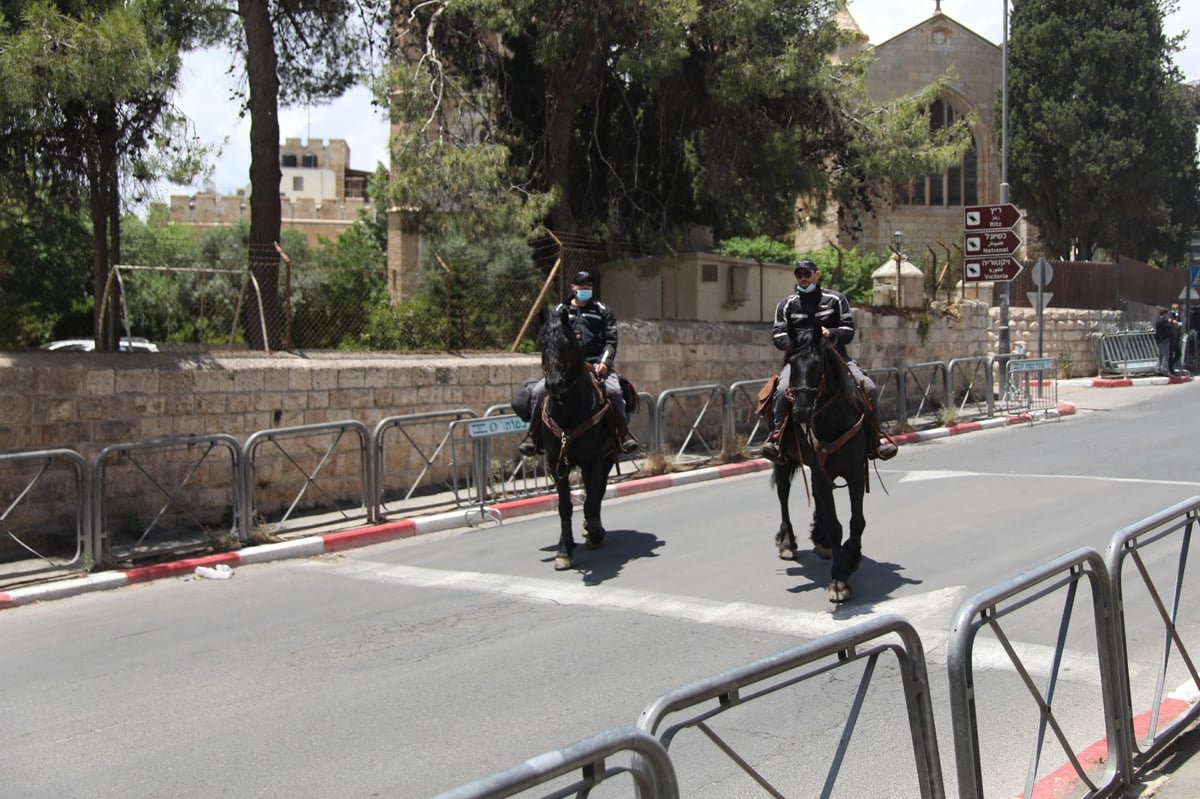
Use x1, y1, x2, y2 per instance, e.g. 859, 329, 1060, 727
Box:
783, 334, 866, 479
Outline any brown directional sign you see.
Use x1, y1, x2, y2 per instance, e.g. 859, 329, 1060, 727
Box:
964, 229, 1023, 257
963, 256, 1023, 283
964, 203, 1022, 231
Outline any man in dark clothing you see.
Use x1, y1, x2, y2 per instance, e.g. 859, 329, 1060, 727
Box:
1155, 308, 1173, 376
760, 259, 897, 462
518, 271, 639, 456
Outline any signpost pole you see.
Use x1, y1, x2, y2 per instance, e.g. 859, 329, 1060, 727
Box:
998, 0, 1011, 358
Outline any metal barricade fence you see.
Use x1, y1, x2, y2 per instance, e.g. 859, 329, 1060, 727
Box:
92, 435, 243, 562
948, 548, 1127, 799
946, 356, 995, 422
432, 727, 679, 799
866, 366, 902, 429
636, 614, 945, 798
448, 415, 550, 509
0, 449, 91, 576
373, 409, 479, 521
900, 361, 949, 427
652, 385, 732, 461
729, 378, 770, 453
243, 421, 371, 538
1091, 331, 1160, 377
995, 355, 1059, 418
1106, 496, 1200, 774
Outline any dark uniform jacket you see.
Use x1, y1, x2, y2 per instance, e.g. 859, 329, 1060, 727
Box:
554, 299, 619, 369
771, 287, 856, 360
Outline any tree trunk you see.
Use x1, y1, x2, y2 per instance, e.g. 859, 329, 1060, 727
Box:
239, 0, 285, 351
90, 103, 122, 352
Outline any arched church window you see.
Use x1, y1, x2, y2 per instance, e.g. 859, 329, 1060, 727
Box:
895, 99, 977, 207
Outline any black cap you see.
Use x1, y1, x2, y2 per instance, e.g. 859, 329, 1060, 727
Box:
571, 271, 593, 285
793, 259, 818, 276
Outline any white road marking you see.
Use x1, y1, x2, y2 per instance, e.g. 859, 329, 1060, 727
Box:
321, 559, 1110, 684
898, 469, 1200, 487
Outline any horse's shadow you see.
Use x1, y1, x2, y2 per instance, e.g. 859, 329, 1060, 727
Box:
539, 529, 664, 585
785, 551, 924, 616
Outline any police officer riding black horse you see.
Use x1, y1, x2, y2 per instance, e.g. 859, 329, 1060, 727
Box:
519, 271, 639, 457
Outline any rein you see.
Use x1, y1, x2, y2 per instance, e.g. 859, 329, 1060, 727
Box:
782, 342, 867, 481
541, 372, 609, 477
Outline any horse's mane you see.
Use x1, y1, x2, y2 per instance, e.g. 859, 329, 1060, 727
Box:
539, 307, 579, 389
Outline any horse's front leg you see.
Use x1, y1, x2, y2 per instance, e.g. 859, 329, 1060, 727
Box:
842, 471, 867, 577
773, 463, 798, 559
552, 467, 576, 571
581, 459, 609, 550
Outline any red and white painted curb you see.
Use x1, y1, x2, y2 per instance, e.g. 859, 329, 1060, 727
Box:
1021, 679, 1200, 799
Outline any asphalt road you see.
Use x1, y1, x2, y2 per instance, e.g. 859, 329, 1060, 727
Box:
2, 381, 1198, 798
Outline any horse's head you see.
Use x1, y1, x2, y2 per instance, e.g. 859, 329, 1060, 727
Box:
540, 305, 585, 398
784, 325, 827, 424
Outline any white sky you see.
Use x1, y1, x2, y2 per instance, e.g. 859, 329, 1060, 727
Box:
158, 0, 1200, 201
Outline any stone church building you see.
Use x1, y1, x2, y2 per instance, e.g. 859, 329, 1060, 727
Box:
798, 5, 1024, 262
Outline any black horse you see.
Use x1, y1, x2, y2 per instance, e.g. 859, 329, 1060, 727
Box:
772, 324, 871, 603
539, 305, 617, 570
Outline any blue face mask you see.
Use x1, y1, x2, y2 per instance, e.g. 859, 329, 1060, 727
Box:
797, 282, 817, 294
575, 288, 593, 302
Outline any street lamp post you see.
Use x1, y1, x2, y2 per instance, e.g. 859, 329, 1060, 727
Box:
998, 0, 1011, 356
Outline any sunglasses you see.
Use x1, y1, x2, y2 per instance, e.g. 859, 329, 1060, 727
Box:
796, 270, 815, 278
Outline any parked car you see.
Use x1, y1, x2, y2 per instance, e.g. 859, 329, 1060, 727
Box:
40, 337, 159, 353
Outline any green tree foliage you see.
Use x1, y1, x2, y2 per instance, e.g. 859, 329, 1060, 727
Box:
0, 0, 212, 349
1006, 0, 1200, 262
390, 0, 971, 250
207, 0, 388, 350
715, 236, 799, 265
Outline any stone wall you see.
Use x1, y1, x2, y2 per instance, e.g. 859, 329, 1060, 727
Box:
1, 303, 1124, 462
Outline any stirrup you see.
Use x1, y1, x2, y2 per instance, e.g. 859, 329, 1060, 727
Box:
874, 438, 898, 461
619, 433, 639, 453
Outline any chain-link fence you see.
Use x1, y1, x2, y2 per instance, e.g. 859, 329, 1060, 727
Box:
9, 220, 649, 354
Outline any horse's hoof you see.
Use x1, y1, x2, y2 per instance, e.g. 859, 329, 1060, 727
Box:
813, 544, 833, 560
583, 519, 606, 549
778, 546, 795, 561
828, 581, 851, 603
554, 554, 573, 570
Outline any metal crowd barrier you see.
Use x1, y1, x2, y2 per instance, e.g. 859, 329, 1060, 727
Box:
1091, 330, 1160, 377
0, 449, 91, 577
637, 613, 944, 798
1107, 497, 1200, 772
946, 356, 995, 421
93, 435, 242, 563
432, 727, 679, 799
243, 420, 372, 537
374, 409, 479, 520
900, 361, 950, 426
652, 384, 732, 461
948, 548, 1126, 798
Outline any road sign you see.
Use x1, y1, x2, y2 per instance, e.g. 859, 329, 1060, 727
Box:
964, 256, 1024, 283
964, 203, 1022, 231
468, 417, 528, 438
1191, 264, 1200, 288
1031, 258, 1053, 288
1009, 358, 1054, 373
964, 229, 1023, 257
1027, 291, 1053, 311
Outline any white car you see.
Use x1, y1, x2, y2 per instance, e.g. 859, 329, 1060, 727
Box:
41, 337, 159, 353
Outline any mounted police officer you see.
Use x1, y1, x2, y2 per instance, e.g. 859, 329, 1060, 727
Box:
518, 271, 639, 456
760, 259, 897, 462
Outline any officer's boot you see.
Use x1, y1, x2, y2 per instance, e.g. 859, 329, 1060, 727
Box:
518, 401, 543, 456
615, 413, 639, 453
